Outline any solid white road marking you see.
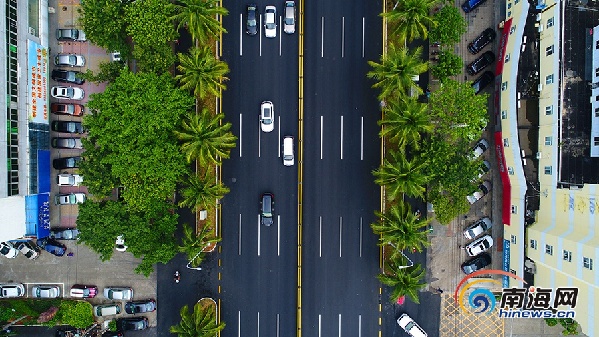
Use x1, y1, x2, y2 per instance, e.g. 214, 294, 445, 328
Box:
319, 216, 322, 257
338, 314, 342, 337
279, 16, 282, 56
362, 17, 365, 58
339, 217, 343, 257
359, 315, 362, 337
258, 119, 261, 158
278, 118, 281, 158
257, 312, 260, 337
318, 314, 322, 337
360, 116, 364, 160
340, 116, 344, 160
277, 314, 280, 337
260, 14, 263, 56
239, 114, 243, 157
240, 14, 243, 56
359, 217, 363, 257
341, 17, 345, 58
238, 311, 241, 337
257, 215, 261, 256
320, 116, 324, 159
239, 214, 242, 255
321, 17, 325, 57
277, 215, 281, 256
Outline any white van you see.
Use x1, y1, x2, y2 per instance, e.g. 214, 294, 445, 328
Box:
93, 303, 122, 317
397, 314, 427, 337
283, 136, 294, 166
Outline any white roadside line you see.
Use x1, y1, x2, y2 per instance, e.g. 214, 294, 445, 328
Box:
239, 114, 243, 157
260, 14, 263, 56
338, 314, 342, 337
359, 315, 362, 337
320, 116, 324, 159
341, 17, 345, 58
359, 217, 363, 257
257, 312, 260, 337
277, 215, 281, 256
319, 216, 323, 257
340, 116, 344, 160
277, 314, 280, 337
239, 14, 243, 56
239, 214, 242, 255
279, 16, 282, 56
318, 314, 322, 337
362, 17, 365, 58
360, 116, 364, 160
238, 311, 241, 337
321, 17, 325, 57
258, 119, 261, 158
278, 118, 281, 158
257, 214, 261, 256
339, 217, 343, 257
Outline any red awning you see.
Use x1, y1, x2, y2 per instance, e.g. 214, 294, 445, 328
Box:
494, 131, 511, 225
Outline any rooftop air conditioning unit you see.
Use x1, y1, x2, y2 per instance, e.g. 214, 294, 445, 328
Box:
536, 152, 542, 159
28, 27, 35, 35
536, 13, 542, 21
538, 24, 544, 32
538, 84, 543, 91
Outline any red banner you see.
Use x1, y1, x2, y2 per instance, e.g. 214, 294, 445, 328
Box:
494, 132, 511, 225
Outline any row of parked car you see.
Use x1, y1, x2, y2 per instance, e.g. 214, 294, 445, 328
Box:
0, 238, 68, 259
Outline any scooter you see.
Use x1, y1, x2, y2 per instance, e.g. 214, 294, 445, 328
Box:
174, 271, 180, 283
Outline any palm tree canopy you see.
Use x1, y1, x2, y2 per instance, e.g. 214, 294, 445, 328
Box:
367, 45, 428, 100
372, 150, 430, 200
382, 0, 439, 42
179, 223, 222, 267
173, 108, 238, 165
178, 171, 230, 210
378, 96, 433, 150
170, 301, 225, 337
171, 0, 228, 43
371, 201, 430, 252
378, 262, 426, 304
176, 46, 230, 99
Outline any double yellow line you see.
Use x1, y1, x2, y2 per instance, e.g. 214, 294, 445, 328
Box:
296, 0, 305, 336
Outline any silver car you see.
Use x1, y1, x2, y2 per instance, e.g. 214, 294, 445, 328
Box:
56, 28, 86, 41
54, 54, 86, 67
55, 193, 87, 205
260, 101, 274, 132
104, 287, 134, 300
284, 1, 296, 34
463, 217, 492, 240
465, 234, 494, 257
32, 285, 61, 298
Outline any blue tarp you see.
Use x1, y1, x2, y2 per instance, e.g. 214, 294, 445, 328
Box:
37, 149, 51, 193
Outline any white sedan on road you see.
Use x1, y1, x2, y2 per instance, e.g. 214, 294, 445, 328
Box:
51, 86, 85, 100
260, 101, 275, 132
264, 6, 277, 38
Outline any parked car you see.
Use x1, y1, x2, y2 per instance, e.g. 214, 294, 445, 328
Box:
57, 173, 84, 186
70, 284, 98, 298
50, 228, 80, 240
115, 235, 128, 252
246, 4, 257, 35
465, 234, 494, 256
466, 51, 495, 75
52, 69, 85, 85
16, 241, 40, 259
466, 181, 492, 204
104, 287, 134, 300
470, 139, 489, 160
51, 86, 85, 100
472, 71, 495, 94
0, 242, 18, 259
396, 313, 427, 337
56, 329, 85, 337
118, 317, 149, 331
260, 101, 275, 132
260, 193, 274, 226
463, 217, 492, 240
55, 193, 86, 205
284, 1, 296, 34
125, 299, 157, 314
461, 253, 492, 274
56, 28, 86, 41
51, 103, 84, 116
264, 5, 277, 38
473, 160, 491, 181
53, 156, 82, 170
39, 238, 67, 256
54, 53, 86, 67
51, 137, 83, 149
462, 0, 488, 13
101, 332, 123, 337
468, 28, 496, 54
32, 285, 61, 298
0, 284, 25, 298
52, 121, 84, 134
93, 303, 122, 317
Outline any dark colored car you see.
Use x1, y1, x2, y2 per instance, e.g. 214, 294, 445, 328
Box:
119, 317, 149, 331
462, 0, 488, 13
51, 69, 85, 85
102, 332, 123, 337
466, 51, 495, 75
50, 228, 80, 240
39, 238, 67, 256
56, 329, 84, 337
52, 121, 85, 134
125, 299, 157, 314
51, 137, 83, 149
51, 103, 84, 116
53, 156, 82, 170
260, 193, 274, 226
461, 252, 492, 274
471, 71, 495, 94
246, 4, 257, 36
468, 28, 496, 54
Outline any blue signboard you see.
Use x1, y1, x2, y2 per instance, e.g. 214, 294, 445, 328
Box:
25, 194, 51, 239
503, 239, 511, 288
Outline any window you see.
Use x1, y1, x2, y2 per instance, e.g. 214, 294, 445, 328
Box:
545, 136, 552, 145
545, 244, 553, 255
511, 205, 518, 214
595, 137, 599, 146
546, 74, 554, 84
547, 17, 554, 27
596, 68, 599, 77
505, 54, 511, 63
596, 96, 599, 102
504, 138, 510, 147
595, 107, 599, 117
508, 2, 512, 8
530, 239, 537, 249
544, 166, 552, 175
511, 235, 517, 244
515, 0, 520, 4
502, 82, 508, 91
501, 110, 508, 119
546, 45, 554, 56
508, 11, 512, 18
597, 40, 599, 49
508, 167, 514, 175
583, 257, 593, 270
545, 105, 553, 115
563, 250, 572, 262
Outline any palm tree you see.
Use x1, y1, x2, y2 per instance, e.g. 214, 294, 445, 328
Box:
174, 108, 238, 165
371, 201, 430, 254
178, 171, 230, 211
372, 150, 430, 201
179, 223, 221, 268
170, 301, 225, 337
378, 262, 426, 304
367, 45, 428, 100
378, 96, 433, 150
383, 0, 439, 43
171, 0, 228, 44
176, 46, 230, 99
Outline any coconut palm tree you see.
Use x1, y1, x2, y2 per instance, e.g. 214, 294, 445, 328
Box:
178, 171, 230, 211
176, 46, 230, 99
179, 223, 221, 268
371, 201, 430, 254
171, 0, 228, 44
378, 261, 426, 304
174, 108, 237, 165
372, 150, 430, 201
378, 96, 433, 150
367, 45, 428, 100
170, 301, 225, 337
383, 0, 439, 43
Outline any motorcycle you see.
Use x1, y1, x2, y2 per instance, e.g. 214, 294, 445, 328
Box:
174, 271, 180, 283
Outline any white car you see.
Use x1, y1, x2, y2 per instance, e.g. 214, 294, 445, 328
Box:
283, 136, 294, 166
465, 234, 494, 257
54, 54, 86, 67
32, 285, 61, 298
397, 314, 427, 337
463, 217, 492, 240
470, 139, 489, 160
16, 241, 40, 260
264, 5, 277, 38
466, 181, 492, 204
55, 193, 87, 205
57, 174, 84, 187
0, 284, 26, 298
0, 242, 19, 259
283, 1, 296, 34
260, 101, 275, 132
51, 86, 85, 100
104, 287, 134, 300
115, 235, 128, 252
